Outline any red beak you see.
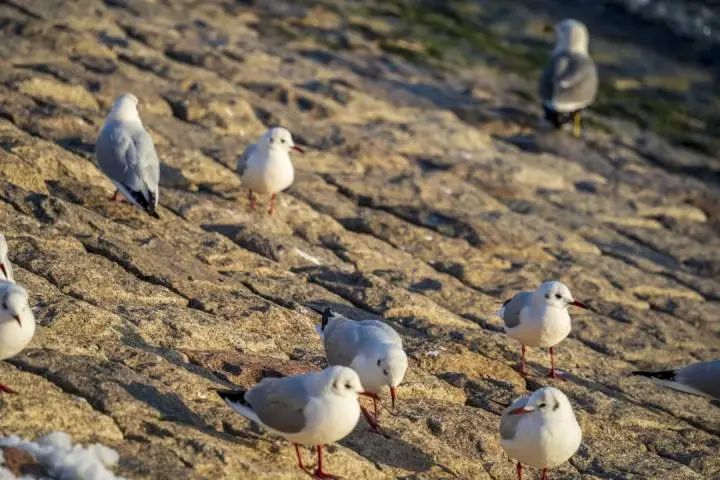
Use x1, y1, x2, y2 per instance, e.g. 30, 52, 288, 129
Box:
390, 386, 397, 409
571, 300, 589, 309
291, 145, 304, 154
509, 407, 532, 415
0, 263, 7, 279
13, 315, 21, 327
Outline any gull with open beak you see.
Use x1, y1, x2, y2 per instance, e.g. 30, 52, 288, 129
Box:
236, 127, 304, 215
500, 387, 582, 480
497, 281, 589, 379
0, 234, 14, 282
312, 307, 408, 435
0, 280, 35, 393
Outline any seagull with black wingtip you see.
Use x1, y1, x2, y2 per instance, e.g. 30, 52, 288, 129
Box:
312, 306, 408, 435
0, 280, 35, 393
0, 233, 14, 282
497, 281, 589, 379
633, 359, 720, 401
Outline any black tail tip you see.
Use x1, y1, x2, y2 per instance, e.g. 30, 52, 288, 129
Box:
216, 389, 249, 405
147, 208, 160, 219
321, 307, 333, 329
632, 370, 676, 380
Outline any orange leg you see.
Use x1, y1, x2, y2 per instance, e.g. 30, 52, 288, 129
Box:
268, 193, 277, 215
248, 190, 257, 210
516, 462, 523, 480
0, 383, 18, 394
312, 445, 340, 479
541, 467, 549, 480
547, 347, 566, 380
518, 344, 527, 376
110, 190, 124, 202
293, 444, 306, 471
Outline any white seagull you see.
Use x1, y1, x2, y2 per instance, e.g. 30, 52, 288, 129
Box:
95, 93, 161, 218
313, 307, 408, 434
539, 18, 598, 137
0, 280, 36, 394
217, 366, 362, 479
500, 387, 582, 480
236, 127, 303, 215
633, 359, 720, 401
0, 234, 14, 282
497, 281, 588, 378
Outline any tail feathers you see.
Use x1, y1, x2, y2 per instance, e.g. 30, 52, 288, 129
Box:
543, 106, 575, 128
307, 305, 339, 331
124, 185, 160, 218
632, 370, 677, 381
217, 389, 262, 423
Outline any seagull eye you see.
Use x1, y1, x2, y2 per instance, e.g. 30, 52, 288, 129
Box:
555, 294, 562, 299
383, 369, 388, 376
538, 403, 547, 408
2, 302, 6, 310
544, 294, 550, 299
345, 383, 351, 389
281, 138, 286, 143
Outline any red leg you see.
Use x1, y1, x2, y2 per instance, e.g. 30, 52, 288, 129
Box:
373, 396, 379, 420
516, 462, 523, 480
248, 190, 257, 210
0, 383, 17, 394
361, 406, 389, 438
312, 445, 340, 479
518, 344, 527, 376
547, 347, 566, 380
268, 193, 276, 215
541, 467, 548, 480
294, 444, 305, 471
110, 190, 124, 202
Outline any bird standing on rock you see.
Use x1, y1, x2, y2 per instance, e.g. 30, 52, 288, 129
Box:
217, 366, 363, 479
497, 281, 588, 379
500, 387, 582, 480
313, 307, 408, 435
95, 93, 161, 218
0, 280, 36, 394
539, 18, 598, 137
0, 234, 14, 282
237, 127, 304, 215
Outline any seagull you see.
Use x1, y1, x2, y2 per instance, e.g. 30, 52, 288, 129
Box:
217, 366, 362, 479
500, 387, 582, 480
539, 19, 598, 137
497, 281, 588, 379
236, 127, 303, 215
313, 307, 408, 434
0, 234, 14, 282
95, 93, 161, 218
0, 280, 36, 394
633, 359, 720, 401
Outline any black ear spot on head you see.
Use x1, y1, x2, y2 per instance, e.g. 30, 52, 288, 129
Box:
553, 400, 560, 411
321, 308, 332, 329
377, 359, 381, 367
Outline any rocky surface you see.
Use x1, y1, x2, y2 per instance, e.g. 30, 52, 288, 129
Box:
0, 0, 719, 478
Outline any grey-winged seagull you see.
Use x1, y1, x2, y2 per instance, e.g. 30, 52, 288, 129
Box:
237, 127, 303, 215
539, 19, 598, 137
633, 359, 720, 401
0, 280, 36, 394
0, 234, 14, 282
217, 365, 362, 479
95, 93, 161, 218
497, 281, 588, 379
500, 387, 582, 480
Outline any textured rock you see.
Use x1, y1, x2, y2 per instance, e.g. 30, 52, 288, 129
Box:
0, 1, 718, 479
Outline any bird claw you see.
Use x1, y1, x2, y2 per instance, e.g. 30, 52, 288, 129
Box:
547, 370, 567, 381
312, 471, 340, 480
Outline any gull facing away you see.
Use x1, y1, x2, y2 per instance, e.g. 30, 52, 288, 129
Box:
633, 359, 720, 401
0, 280, 36, 394
497, 281, 588, 379
217, 366, 363, 479
236, 127, 304, 215
539, 19, 598, 137
313, 307, 408, 435
95, 93, 161, 218
500, 387, 582, 480
0, 234, 14, 282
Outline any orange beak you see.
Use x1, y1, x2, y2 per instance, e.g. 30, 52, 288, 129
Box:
390, 386, 397, 409
0, 263, 7, 278
291, 145, 305, 154
509, 407, 532, 415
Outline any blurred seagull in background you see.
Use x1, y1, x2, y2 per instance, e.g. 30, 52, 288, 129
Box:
633, 359, 720, 401
539, 19, 598, 137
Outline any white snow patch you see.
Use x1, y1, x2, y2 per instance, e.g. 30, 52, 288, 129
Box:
0, 432, 123, 480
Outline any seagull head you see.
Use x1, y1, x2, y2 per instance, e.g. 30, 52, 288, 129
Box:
358, 344, 408, 407
554, 18, 589, 55
535, 280, 588, 310
508, 387, 574, 420
1, 283, 32, 327
327, 366, 364, 398
262, 127, 304, 154
109, 93, 141, 122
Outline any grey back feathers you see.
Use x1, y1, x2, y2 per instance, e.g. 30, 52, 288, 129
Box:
96, 115, 160, 217
634, 359, 720, 400
236, 143, 257, 177
243, 374, 312, 433
0, 234, 13, 282
540, 52, 597, 112
322, 310, 402, 367
500, 291, 532, 329
500, 395, 529, 440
